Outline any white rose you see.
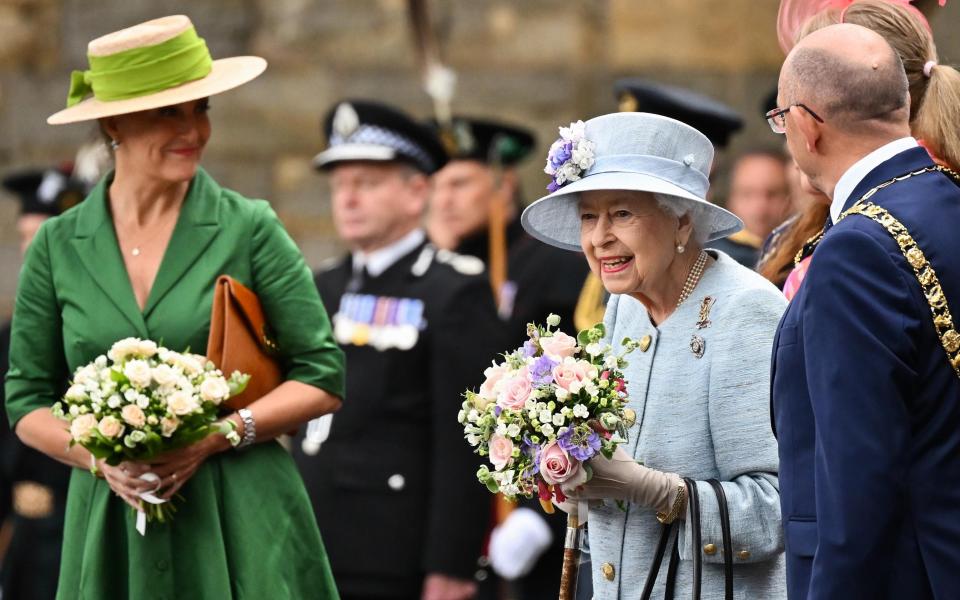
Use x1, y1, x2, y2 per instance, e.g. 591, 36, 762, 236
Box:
167, 391, 199, 416
106, 394, 122, 409
161, 416, 180, 437
137, 340, 158, 357
123, 388, 139, 403
121, 404, 146, 428
573, 404, 589, 419
552, 413, 565, 427
151, 364, 178, 387
199, 376, 230, 404
506, 423, 521, 438
123, 359, 152, 388
540, 423, 555, 437
538, 409, 552, 425
65, 384, 87, 402
108, 337, 139, 362
97, 415, 124, 439
70, 414, 98, 442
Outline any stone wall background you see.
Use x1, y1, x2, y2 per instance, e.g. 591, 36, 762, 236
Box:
0, 0, 956, 315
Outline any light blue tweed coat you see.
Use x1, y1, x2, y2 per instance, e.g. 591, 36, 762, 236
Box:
588, 251, 787, 599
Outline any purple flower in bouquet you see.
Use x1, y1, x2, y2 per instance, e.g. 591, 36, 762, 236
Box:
523, 435, 543, 475
521, 340, 538, 358
558, 425, 602, 462
530, 354, 558, 386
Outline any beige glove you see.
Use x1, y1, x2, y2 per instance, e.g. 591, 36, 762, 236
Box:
562, 446, 682, 515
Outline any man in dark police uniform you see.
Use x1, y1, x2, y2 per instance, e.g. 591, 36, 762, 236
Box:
1, 164, 87, 600
292, 100, 503, 600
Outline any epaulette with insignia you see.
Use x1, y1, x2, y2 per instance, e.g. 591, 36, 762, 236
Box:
316, 256, 343, 274
434, 249, 485, 276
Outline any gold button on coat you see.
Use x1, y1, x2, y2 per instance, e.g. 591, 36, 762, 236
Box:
703, 543, 717, 555
639, 335, 652, 352
738, 550, 751, 560
601, 562, 615, 581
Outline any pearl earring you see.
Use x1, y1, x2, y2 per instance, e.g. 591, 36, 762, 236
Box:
676, 244, 685, 254
110, 139, 120, 150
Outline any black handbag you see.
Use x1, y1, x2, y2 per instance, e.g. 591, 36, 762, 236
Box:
641, 478, 734, 600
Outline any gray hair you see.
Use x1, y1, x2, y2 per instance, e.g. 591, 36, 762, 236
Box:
654, 194, 710, 245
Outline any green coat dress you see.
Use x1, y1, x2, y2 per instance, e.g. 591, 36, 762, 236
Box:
5, 168, 345, 600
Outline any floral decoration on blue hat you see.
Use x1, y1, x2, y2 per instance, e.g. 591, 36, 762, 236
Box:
544, 120, 596, 192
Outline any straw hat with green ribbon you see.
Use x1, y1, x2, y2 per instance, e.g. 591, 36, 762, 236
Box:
48, 15, 266, 125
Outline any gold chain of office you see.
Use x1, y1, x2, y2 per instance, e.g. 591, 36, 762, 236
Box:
795, 164, 960, 379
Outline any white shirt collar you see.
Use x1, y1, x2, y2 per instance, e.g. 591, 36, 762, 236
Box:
352, 228, 425, 277
830, 137, 919, 223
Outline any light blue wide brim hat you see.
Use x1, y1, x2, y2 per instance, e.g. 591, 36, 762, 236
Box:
521, 112, 743, 252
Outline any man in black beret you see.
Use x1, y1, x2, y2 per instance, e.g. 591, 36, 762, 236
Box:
426, 117, 589, 598
292, 100, 504, 600
1, 164, 87, 600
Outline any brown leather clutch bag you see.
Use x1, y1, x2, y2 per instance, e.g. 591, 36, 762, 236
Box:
207, 275, 283, 410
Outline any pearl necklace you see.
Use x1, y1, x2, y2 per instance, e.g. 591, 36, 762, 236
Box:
676, 250, 708, 308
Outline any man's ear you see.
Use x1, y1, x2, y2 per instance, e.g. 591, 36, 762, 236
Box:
793, 108, 823, 156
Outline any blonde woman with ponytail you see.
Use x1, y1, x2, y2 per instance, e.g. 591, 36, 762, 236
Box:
798, 0, 960, 169
759, 0, 958, 294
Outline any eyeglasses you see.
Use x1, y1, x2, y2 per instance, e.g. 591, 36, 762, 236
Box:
765, 103, 824, 134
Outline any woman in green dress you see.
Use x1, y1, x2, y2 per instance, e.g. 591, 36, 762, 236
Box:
4, 15, 345, 599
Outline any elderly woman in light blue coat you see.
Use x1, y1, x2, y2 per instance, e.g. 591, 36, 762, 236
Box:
521, 112, 787, 599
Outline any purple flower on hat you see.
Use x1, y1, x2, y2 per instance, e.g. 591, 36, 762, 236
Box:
558, 424, 601, 462
543, 120, 595, 192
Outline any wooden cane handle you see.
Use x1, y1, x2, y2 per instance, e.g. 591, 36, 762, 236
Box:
559, 548, 580, 600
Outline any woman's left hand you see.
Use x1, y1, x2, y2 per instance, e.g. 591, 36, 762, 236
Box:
564, 446, 681, 513
140, 430, 231, 500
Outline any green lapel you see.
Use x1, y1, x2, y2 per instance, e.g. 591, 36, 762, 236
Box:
70, 174, 149, 337
142, 168, 221, 317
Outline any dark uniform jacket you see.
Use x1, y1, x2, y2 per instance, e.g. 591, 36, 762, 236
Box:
293, 239, 504, 599
0, 321, 70, 600
457, 219, 589, 342
458, 219, 589, 599
772, 147, 960, 599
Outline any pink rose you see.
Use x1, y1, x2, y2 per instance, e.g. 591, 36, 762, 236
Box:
489, 434, 514, 471
497, 367, 532, 410
551, 358, 594, 393
540, 331, 578, 361
479, 363, 510, 401
539, 441, 589, 487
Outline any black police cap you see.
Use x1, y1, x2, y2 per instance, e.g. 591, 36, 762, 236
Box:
2, 166, 85, 216
313, 100, 448, 175
614, 78, 744, 149
427, 117, 536, 167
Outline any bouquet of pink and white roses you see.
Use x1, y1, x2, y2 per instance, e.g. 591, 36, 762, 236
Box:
54, 337, 249, 526
459, 315, 637, 510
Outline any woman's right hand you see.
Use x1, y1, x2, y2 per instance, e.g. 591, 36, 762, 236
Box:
97, 460, 157, 511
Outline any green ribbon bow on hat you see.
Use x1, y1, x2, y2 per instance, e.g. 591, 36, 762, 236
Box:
66, 26, 213, 108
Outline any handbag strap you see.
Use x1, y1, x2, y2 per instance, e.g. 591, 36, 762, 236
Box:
664, 528, 681, 600
707, 479, 734, 600
641, 522, 676, 600
684, 477, 702, 600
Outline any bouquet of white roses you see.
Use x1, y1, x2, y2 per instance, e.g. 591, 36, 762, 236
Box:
459, 315, 637, 510
54, 337, 249, 526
